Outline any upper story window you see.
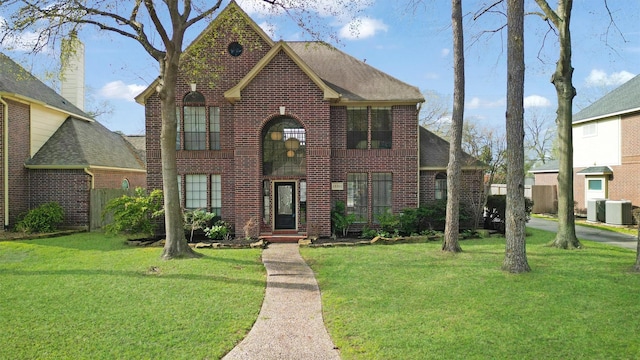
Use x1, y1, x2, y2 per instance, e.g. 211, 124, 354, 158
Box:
177, 91, 221, 151
263, 117, 306, 176
347, 106, 392, 149
183, 91, 206, 150
582, 122, 597, 137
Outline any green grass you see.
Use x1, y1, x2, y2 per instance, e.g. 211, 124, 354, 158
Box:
0, 233, 265, 360
302, 229, 640, 360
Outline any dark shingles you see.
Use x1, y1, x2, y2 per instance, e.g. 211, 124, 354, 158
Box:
419, 126, 482, 168
26, 118, 145, 170
0, 53, 89, 119
574, 74, 640, 122
529, 159, 559, 173
287, 42, 424, 102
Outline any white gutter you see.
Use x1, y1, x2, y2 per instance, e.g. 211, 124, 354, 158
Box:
0, 96, 8, 229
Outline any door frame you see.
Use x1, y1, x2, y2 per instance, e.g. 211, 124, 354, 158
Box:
272, 180, 298, 231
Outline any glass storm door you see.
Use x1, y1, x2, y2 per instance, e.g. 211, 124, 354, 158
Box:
275, 182, 296, 229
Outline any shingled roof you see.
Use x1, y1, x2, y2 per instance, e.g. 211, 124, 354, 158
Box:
0, 53, 91, 121
287, 42, 423, 103
25, 117, 145, 171
574, 74, 640, 123
419, 126, 483, 169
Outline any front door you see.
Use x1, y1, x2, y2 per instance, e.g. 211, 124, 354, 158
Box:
275, 182, 296, 230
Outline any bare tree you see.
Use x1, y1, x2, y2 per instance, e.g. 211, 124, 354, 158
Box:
503, 0, 530, 273
0, 0, 363, 259
442, 0, 464, 253
524, 109, 556, 165
420, 90, 451, 136
533, 0, 581, 249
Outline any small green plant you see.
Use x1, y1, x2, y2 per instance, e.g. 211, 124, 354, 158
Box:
183, 209, 216, 242
331, 201, 357, 237
205, 220, 232, 241
360, 226, 378, 239
376, 210, 399, 235
102, 188, 164, 237
15, 202, 64, 233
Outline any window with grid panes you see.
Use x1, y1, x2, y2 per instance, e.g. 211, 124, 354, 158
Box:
372, 173, 392, 221
183, 91, 206, 150
185, 174, 207, 210
347, 173, 368, 221
435, 172, 447, 200
347, 107, 368, 149
176, 107, 181, 150
211, 175, 221, 217
210, 107, 220, 150
371, 107, 392, 149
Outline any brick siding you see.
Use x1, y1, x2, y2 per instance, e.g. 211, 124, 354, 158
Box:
28, 169, 91, 228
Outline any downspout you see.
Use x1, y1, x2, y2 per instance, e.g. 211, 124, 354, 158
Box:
84, 168, 95, 189
1, 96, 8, 229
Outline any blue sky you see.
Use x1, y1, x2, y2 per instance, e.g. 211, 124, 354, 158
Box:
2, 0, 639, 135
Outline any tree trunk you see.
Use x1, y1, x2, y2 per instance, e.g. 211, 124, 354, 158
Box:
503, 0, 530, 273
158, 52, 201, 260
546, 0, 581, 249
442, 0, 464, 253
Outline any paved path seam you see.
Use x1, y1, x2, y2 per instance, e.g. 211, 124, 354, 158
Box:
223, 243, 340, 360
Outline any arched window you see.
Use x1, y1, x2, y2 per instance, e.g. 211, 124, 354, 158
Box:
183, 91, 206, 150
263, 117, 306, 176
435, 172, 447, 200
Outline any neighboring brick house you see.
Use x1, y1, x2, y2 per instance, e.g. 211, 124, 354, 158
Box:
135, 1, 484, 238
530, 74, 640, 215
0, 53, 146, 230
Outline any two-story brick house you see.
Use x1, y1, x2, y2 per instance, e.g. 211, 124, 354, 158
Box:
136, 1, 484, 239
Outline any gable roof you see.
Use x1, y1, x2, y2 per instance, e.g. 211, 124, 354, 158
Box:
0, 53, 92, 121
574, 74, 640, 123
419, 126, 483, 170
25, 117, 145, 171
135, 2, 424, 106
224, 41, 341, 103
288, 42, 423, 104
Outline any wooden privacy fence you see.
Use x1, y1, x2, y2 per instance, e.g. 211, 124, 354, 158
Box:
90, 188, 135, 231
531, 185, 558, 214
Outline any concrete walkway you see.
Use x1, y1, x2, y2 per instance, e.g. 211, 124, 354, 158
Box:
527, 217, 638, 250
223, 243, 340, 360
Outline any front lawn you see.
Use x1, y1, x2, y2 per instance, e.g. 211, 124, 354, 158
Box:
0, 233, 265, 359
302, 228, 640, 359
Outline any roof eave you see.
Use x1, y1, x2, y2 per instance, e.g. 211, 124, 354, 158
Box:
574, 107, 640, 124
0, 91, 94, 122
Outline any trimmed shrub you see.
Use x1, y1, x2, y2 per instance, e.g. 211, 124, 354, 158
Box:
204, 220, 232, 241
102, 188, 164, 237
15, 202, 64, 233
398, 200, 473, 235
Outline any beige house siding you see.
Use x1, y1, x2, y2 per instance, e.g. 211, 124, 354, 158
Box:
30, 104, 67, 156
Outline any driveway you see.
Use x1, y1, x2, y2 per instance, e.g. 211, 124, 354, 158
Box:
527, 217, 638, 250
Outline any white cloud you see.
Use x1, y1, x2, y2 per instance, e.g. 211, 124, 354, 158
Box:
466, 97, 505, 109
440, 48, 450, 57
99, 81, 146, 102
523, 95, 551, 108
585, 69, 635, 88
339, 17, 388, 40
